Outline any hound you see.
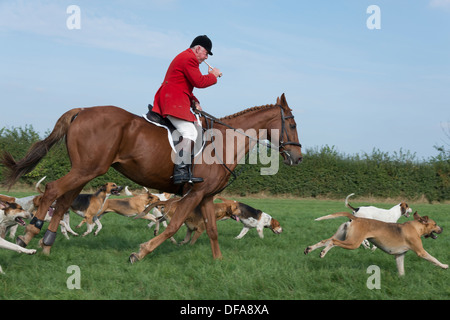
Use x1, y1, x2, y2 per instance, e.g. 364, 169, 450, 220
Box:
345, 193, 412, 221
143, 196, 240, 245
345, 193, 412, 250
144, 191, 173, 230
69, 182, 123, 236
304, 211, 448, 276
3, 177, 71, 240
88, 186, 160, 222
229, 200, 283, 239
0, 196, 36, 274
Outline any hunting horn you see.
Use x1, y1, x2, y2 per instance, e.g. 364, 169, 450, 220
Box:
204, 61, 222, 78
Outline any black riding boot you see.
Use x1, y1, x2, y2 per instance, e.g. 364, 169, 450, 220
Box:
173, 138, 203, 185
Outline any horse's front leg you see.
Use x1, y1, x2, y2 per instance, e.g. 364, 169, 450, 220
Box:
199, 196, 222, 260
130, 193, 203, 263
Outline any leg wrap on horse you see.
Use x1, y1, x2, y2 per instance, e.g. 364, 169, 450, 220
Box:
30, 216, 45, 230
42, 230, 57, 246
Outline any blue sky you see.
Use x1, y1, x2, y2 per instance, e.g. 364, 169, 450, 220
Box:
1, 0, 449, 160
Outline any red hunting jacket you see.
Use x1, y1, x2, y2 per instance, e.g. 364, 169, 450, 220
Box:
153, 49, 217, 122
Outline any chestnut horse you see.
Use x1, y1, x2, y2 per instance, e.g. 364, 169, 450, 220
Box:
1, 94, 302, 262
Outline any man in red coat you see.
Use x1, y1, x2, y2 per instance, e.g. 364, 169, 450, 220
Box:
153, 35, 221, 184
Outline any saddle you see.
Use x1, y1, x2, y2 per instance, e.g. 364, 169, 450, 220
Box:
145, 104, 176, 134
143, 105, 204, 156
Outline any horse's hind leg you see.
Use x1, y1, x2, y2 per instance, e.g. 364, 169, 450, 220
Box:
18, 169, 102, 249
39, 186, 84, 255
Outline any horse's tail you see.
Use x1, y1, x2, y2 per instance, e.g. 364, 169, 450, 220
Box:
1, 108, 83, 189
315, 211, 356, 221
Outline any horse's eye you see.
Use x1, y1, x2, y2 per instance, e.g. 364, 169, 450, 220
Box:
290, 124, 296, 129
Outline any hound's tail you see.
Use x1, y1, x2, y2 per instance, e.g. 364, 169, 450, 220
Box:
124, 186, 149, 197
215, 196, 236, 203
35, 176, 47, 194
345, 193, 358, 212
1, 108, 83, 189
124, 186, 134, 196
315, 211, 356, 221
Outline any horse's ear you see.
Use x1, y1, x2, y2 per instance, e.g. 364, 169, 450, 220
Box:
276, 96, 281, 105
280, 93, 288, 106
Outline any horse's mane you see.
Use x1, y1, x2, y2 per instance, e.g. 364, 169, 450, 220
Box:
220, 104, 277, 120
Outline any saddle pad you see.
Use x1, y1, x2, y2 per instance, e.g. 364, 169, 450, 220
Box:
141, 113, 204, 157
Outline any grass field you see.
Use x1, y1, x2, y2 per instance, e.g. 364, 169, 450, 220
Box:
0, 192, 449, 301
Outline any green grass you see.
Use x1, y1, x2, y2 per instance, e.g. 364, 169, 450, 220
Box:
0, 192, 449, 300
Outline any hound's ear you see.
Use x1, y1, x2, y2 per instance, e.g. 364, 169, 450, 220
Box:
0, 194, 15, 202
413, 211, 420, 220
419, 216, 429, 224
0, 200, 9, 210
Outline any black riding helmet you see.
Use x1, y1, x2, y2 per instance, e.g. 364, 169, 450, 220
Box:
190, 35, 213, 55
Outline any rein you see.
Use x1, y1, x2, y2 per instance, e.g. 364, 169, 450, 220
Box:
196, 104, 302, 151
196, 109, 260, 145
195, 104, 302, 193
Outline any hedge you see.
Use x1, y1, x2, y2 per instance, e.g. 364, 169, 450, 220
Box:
1, 127, 449, 202
226, 146, 450, 202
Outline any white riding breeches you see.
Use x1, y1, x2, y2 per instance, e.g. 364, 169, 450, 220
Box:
167, 116, 199, 142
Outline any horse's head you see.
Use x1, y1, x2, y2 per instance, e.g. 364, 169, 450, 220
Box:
270, 94, 303, 166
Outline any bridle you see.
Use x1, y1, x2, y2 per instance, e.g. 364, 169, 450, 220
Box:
278, 106, 302, 165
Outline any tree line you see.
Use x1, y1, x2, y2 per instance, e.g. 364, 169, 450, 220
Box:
1, 126, 449, 202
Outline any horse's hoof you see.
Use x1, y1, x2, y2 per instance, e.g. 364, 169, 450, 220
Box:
129, 253, 140, 264
39, 239, 52, 256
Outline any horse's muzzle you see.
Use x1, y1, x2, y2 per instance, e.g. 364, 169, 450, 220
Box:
282, 151, 303, 165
